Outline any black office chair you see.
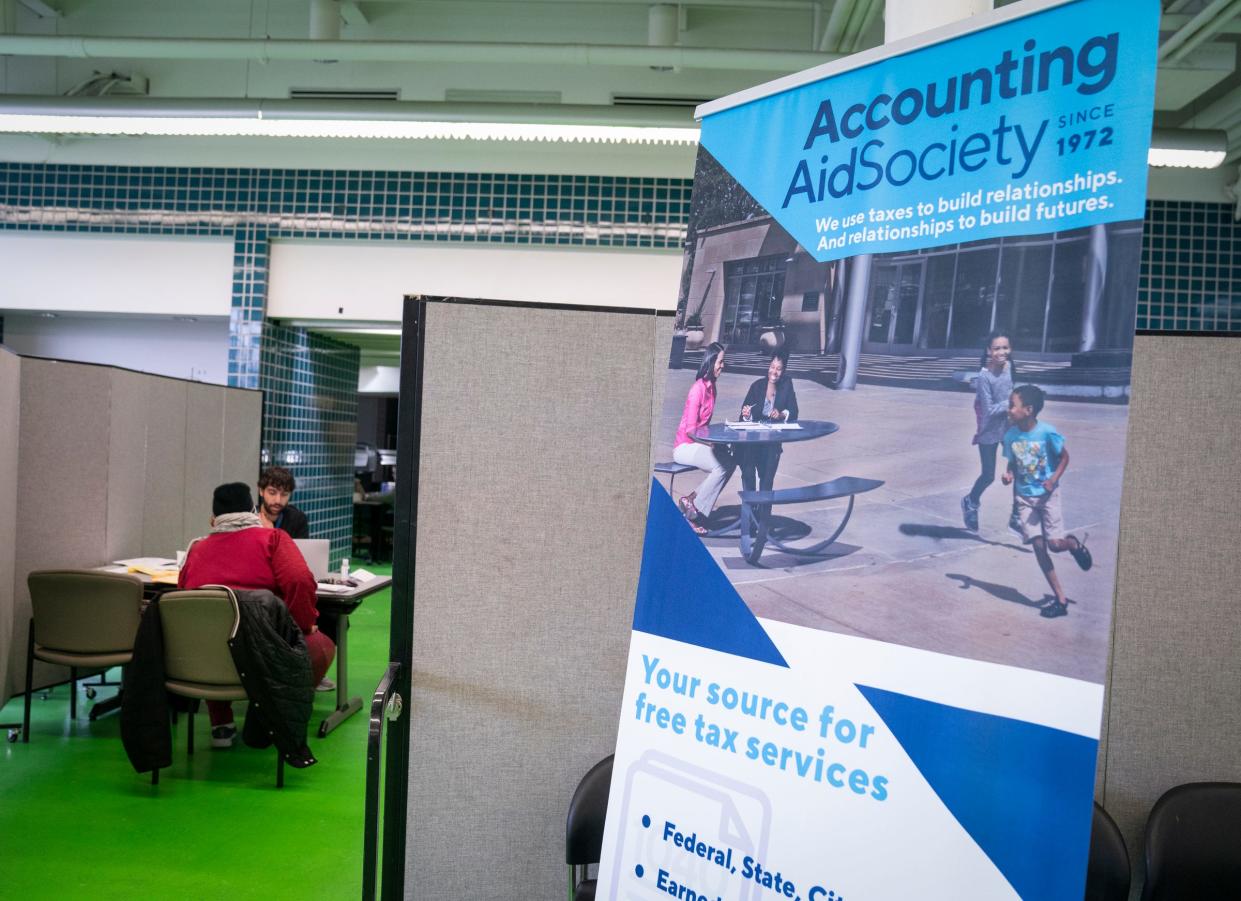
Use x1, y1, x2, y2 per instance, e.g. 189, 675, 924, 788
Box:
1142, 781, 1241, 900
566, 754, 613, 901
1085, 801, 1130, 901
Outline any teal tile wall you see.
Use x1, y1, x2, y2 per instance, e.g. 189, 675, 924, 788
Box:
260, 322, 359, 567
0, 163, 1237, 335
0, 163, 1235, 557
0, 161, 696, 565
1140, 200, 1241, 333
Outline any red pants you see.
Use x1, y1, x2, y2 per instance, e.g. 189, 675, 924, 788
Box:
207, 629, 336, 727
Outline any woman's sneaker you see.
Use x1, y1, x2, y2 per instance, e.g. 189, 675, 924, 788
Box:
960, 496, 979, 531
211, 723, 237, 749
1068, 533, 1093, 571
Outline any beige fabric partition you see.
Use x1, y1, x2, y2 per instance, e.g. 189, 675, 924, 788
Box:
0, 348, 20, 708
404, 301, 672, 900
398, 323, 1240, 899
1, 357, 262, 708
1102, 334, 1241, 894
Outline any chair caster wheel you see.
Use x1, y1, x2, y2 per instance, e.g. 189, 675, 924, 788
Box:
85, 687, 97, 699
6, 729, 19, 743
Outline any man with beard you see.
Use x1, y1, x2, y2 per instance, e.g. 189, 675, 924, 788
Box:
257, 466, 309, 538
256, 466, 336, 689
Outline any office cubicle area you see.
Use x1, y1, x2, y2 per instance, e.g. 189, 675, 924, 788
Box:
375, 297, 671, 900
0, 348, 261, 711
371, 317, 1241, 899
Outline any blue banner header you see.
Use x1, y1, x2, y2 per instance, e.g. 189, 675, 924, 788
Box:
700, 0, 1159, 261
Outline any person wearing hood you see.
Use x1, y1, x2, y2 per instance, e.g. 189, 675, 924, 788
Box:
178, 482, 335, 749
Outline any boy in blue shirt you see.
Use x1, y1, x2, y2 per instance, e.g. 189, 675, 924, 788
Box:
1001, 385, 1093, 619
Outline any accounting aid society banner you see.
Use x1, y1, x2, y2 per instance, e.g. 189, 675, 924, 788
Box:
597, 1, 1159, 899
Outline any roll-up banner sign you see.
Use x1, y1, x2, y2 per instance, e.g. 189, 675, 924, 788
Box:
600, 0, 1159, 898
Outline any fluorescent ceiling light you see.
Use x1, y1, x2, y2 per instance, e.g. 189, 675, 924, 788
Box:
1148, 128, 1227, 169
1147, 147, 1227, 168
0, 113, 698, 145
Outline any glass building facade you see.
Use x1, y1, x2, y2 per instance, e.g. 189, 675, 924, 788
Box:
864, 221, 1143, 355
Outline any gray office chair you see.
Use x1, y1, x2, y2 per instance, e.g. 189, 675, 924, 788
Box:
566, 754, 613, 901
1086, 801, 1130, 901
22, 569, 144, 743
1141, 781, 1241, 900
155, 587, 284, 787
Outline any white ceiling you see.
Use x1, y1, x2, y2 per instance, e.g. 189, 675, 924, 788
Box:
2, 1, 1241, 174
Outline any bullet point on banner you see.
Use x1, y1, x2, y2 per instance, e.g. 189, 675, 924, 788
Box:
635, 865, 645, 878
641, 815, 651, 828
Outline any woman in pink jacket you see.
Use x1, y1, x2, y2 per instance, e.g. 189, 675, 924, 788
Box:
672, 342, 735, 535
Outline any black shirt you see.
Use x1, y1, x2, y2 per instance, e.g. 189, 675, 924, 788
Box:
274, 504, 310, 539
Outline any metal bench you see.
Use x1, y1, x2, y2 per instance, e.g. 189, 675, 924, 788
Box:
654, 461, 697, 497
738, 476, 884, 565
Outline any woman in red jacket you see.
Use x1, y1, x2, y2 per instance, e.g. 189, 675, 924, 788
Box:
178, 482, 335, 749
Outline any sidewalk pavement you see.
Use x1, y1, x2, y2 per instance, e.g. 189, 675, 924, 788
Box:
653, 368, 1130, 683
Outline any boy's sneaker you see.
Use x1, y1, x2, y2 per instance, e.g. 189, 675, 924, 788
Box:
316, 677, 336, 692
1008, 508, 1023, 538
1068, 533, 1093, 571
1040, 601, 1068, 618
211, 723, 237, 749
960, 496, 979, 531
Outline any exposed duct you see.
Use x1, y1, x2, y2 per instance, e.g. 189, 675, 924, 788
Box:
309, 0, 342, 41
648, 4, 679, 47
0, 34, 840, 73
1159, 0, 1241, 62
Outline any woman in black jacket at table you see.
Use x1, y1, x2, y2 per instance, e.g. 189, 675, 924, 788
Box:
737, 347, 799, 499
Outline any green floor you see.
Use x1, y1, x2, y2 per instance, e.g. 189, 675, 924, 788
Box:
0, 567, 393, 900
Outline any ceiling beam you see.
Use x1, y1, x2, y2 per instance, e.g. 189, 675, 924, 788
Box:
0, 34, 842, 72
340, 2, 370, 26
17, 0, 61, 18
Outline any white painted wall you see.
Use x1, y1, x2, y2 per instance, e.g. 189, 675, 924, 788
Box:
1, 314, 230, 384
0, 232, 234, 316
266, 240, 682, 320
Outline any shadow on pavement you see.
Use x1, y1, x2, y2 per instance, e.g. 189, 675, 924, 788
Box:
701, 506, 815, 543
945, 572, 1047, 610
898, 521, 1030, 553
721, 542, 862, 571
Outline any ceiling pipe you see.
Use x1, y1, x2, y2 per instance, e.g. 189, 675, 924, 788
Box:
817, 0, 855, 52
838, 0, 876, 54
367, 0, 817, 7
0, 34, 840, 72
1165, 0, 1241, 63
845, 0, 883, 52
1158, 0, 1235, 59
648, 3, 679, 46
309, 0, 342, 41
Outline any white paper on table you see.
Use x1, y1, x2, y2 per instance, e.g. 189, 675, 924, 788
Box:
113, 556, 179, 569
350, 568, 377, 582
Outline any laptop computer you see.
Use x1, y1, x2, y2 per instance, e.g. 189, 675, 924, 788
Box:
293, 538, 331, 581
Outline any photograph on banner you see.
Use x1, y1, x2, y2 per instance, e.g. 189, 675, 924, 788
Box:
601, 2, 1160, 899
658, 148, 1138, 684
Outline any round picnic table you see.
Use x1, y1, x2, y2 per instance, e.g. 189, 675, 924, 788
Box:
689, 419, 839, 447
685, 419, 881, 565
